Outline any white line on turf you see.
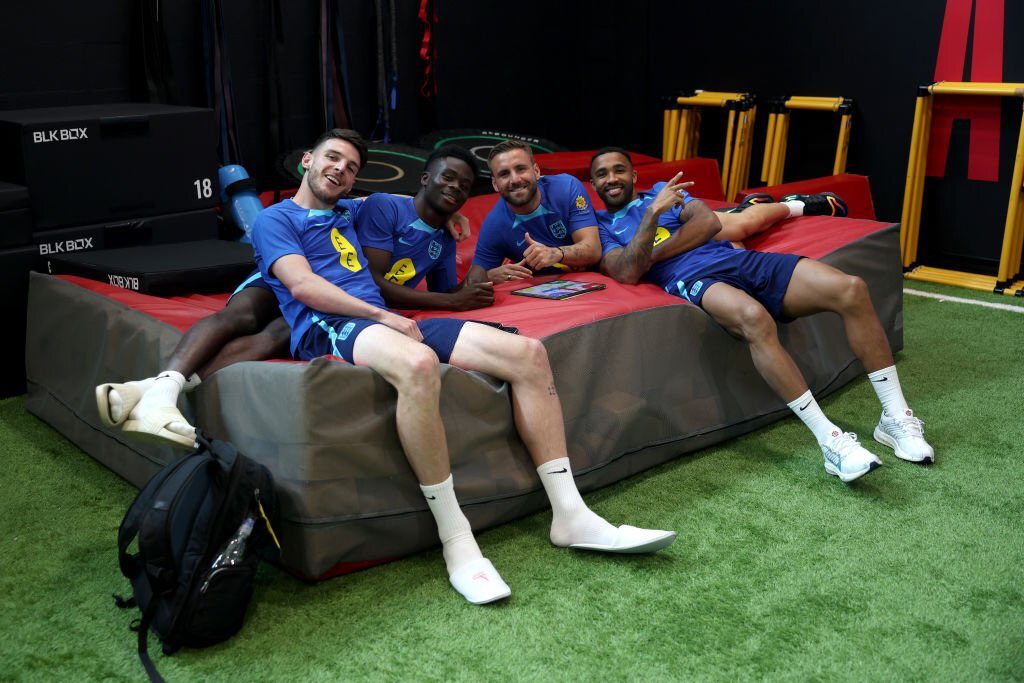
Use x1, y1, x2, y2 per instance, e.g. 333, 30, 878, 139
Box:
904, 288, 1024, 313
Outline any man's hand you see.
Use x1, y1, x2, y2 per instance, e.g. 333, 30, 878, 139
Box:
448, 281, 495, 310
522, 232, 563, 270
374, 309, 423, 341
446, 212, 471, 242
649, 173, 695, 216
487, 260, 533, 283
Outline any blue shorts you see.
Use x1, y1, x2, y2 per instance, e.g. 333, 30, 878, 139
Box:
295, 314, 468, 364
682, 250, 803, 320
228, 269, 273, 303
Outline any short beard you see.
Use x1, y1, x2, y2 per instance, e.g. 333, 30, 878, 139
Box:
503, 182, 538, 208
306, 171, 344, 206
600, 181, 634, 211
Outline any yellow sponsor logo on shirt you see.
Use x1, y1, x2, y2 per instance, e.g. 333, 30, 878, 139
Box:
654, 226, 670, 247
575, 194, 588, 210
330, 228, 362, 272
385, 258, 416, 285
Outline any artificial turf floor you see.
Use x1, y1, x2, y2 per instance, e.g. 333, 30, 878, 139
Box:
1, 284, 1021, 681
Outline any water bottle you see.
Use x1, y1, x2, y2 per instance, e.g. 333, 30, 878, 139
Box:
211, 516, 255, 569
218, 165, 264, 244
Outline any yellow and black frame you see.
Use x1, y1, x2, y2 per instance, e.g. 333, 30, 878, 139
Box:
662, 90, 757, 201
760, 95, 853, 188
901, 81, 1024, 295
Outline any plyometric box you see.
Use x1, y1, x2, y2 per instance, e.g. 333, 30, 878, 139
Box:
0, 103, 218, 230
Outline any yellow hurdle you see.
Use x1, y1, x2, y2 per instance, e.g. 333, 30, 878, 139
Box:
900, 81, 1024, 294
761, 95, 854, 186
660, 90, 755, 198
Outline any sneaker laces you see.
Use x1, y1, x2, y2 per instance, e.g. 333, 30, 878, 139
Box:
831, 431, 860, 454
891, 414, 925, 438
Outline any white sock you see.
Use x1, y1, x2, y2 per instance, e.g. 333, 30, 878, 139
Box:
182, 373, 202, 392
868, 366, 911, 418
420, 475, 483, 575
129, 371, 186, 421
787, 390, 842, 444
783, 200, 805, 217
537, 457, 618, 547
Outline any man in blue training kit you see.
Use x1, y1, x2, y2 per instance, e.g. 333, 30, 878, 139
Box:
356, 145, 495, 311
252, 131, 676, 606
467, 140, 603, 284
590, 147, 934, 483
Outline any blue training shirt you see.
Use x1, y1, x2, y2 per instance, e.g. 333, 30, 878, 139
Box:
596, 182, 738, 295
355, 193, 458, 293
252, 197, 384, 355
473, 174, 597, 273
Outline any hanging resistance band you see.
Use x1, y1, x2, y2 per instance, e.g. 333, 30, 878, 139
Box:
201, 0, 242, 165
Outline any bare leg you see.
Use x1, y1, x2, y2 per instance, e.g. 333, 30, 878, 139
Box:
352, 323, 510, 603
166, 288, 282, 378
447, 323, 565, 466
701, 271, 883, 481
700, 282, 809, 401
716, 203, 790, 245
448, 323, 676, 553
352, 324, 450, 485
779, 259, 893, 373
197, 316, 291, 378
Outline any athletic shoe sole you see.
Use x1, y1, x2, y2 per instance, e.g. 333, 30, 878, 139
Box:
824, 459, 882, 483
873, 427, 935, 464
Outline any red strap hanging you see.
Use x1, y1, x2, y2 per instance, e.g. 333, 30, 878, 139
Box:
418, 0, 437, 96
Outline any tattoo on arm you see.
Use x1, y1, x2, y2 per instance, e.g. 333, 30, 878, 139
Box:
547, 384, 558, 396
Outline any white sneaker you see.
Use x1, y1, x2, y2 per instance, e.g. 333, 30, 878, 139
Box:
874, 410, 935, 463
821, 431, 882, 483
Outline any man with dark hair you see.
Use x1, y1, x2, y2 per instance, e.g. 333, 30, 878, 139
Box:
466, 140, 603, 284
357, 145, 495, 311
249, 131, 676, 605
94, 130, 468, 448
589, 147, 934, 483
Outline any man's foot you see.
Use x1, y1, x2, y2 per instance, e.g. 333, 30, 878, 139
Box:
874, 411, 935, 463
95, 382, 145, 427
123, 405, 197, 449
781, 192, 848, 217
551, 509, 676, 554
448, 558, 511, 605
722, 192, 774, 214
568, 525, 677, 554
821, 431, 882, 482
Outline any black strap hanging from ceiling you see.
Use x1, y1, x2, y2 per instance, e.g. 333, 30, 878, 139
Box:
263, 0, 287, 173
201, 0, 242, 165
320, 0, 352, 131
136, 0, 179, 104
371, 0, 399, 142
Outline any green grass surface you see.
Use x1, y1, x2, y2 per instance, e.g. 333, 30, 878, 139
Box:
2, 284, 1022, 681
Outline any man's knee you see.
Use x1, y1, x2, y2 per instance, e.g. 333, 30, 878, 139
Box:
516, 336, 551, 376
835, 274, 871, 310
733, 301, 776, 340
392, 345, 441, 395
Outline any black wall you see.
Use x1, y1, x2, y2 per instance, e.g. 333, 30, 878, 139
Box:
1, 0, 1021, 249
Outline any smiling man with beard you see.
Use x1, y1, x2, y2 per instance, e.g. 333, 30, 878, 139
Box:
251, 130, 677, 606
467, 140, 603, 284
589, 147, 935, 484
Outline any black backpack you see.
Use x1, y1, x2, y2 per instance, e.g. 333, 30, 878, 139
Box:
114, 432, 279, 682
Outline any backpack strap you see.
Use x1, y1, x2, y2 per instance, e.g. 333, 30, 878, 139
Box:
136, 602, 167, 683
117, 451, 193, 579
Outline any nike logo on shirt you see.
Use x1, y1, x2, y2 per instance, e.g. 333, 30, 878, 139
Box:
398, 236, 414, 246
